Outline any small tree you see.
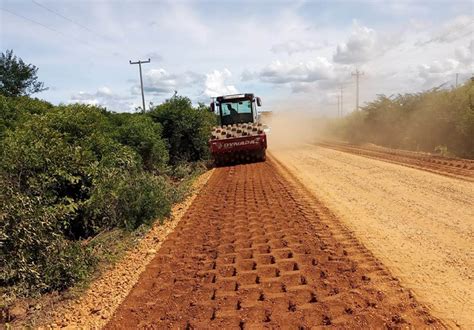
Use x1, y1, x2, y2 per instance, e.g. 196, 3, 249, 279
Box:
0, 49, 47, 97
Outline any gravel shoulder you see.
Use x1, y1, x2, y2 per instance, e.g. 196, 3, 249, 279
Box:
271, 144, 474, 328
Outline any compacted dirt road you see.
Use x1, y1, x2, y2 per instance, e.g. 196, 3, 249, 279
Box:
271, 144, 474, 328
106, 160, 437, 328
317, 141, 474, 181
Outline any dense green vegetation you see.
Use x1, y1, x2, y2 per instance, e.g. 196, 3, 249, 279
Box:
0, 95, 215, 299
0, 50, 46, 97
326, 80, 474, 158
149, 97, 215, 165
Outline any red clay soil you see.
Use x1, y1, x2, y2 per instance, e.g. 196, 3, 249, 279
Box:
105, 159, 439, 329
318, 141, 474, 181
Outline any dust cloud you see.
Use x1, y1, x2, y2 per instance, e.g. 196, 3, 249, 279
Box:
261, 111, 326, 150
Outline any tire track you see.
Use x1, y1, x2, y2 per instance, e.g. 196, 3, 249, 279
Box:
105, 160, 439, 328
317, 141, 474, 182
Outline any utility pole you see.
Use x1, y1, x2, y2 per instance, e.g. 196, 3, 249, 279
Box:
455, 73, 459, 88
340, 85, 344, 117
129, 58, 151, 112
337, 95, 340, 117
351, 69, 364, 111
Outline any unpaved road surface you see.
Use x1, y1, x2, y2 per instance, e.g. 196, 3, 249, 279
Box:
106, 160, 437, 328
271, 144, 474, 328
318, 141, 474, 181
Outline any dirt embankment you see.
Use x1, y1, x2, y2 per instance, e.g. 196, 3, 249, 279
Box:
271, 144, 474, 328
106, 160, 438, 328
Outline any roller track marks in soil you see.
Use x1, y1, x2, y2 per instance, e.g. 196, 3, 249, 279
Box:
317, 141, 474, 181
106, 160, 439, 329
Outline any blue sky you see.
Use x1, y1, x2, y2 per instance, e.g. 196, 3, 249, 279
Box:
1, 0, 473, 114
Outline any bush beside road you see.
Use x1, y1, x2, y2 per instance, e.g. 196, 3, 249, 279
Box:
0, 95, 215, 317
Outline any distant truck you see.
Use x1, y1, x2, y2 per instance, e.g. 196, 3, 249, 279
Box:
209, 93, 267, 166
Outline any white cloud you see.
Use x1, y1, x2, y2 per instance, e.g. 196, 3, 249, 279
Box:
70, 86, 134, 112
271, 40, 327, 55
333, 21, 401, 64
97, 86, 113, 97
141, 69, 177, 95
333, 22, 377, 64
181, 71, 205, 87
290, 82, 316, 93
151, 3, 210, 44
138, 69, 204, 96
204, 69, 238, 97
417, 38, 473, 88
423, 15, 473, 45
417, 59, 461, 87
69, 92, 99, 106
241, 69, 258, 82
259, 58, 334, 84
454, 40, 474, 66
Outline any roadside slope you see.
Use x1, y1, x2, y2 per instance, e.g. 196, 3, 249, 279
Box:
271, 144, 474, 328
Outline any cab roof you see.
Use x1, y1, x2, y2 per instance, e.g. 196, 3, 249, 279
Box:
216, 93, 254, 102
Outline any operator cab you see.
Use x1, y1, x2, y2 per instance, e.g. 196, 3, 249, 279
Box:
211, 93, 262, 126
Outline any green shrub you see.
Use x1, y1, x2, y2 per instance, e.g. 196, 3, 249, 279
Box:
1, 95, 210, 298
0, 104, 171, 237
83, 163, 172, 232
116, 174, 172, 229
148, 96, 216, 164
1, 184, 95, 296
171, 162, 194, 180
113, 114, 169, 171
0, 95, 52, 139
0, 114, 96, 201
326, 80, 474, 158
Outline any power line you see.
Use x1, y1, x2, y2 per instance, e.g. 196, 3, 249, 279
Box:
130, 59, 151, 113
2, 7, 68, 38
31, 0, 108, 40
420, 20, 474, 46
30, 1, 125, 57
2, 7, 122, 57
1, 7, 92, 48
